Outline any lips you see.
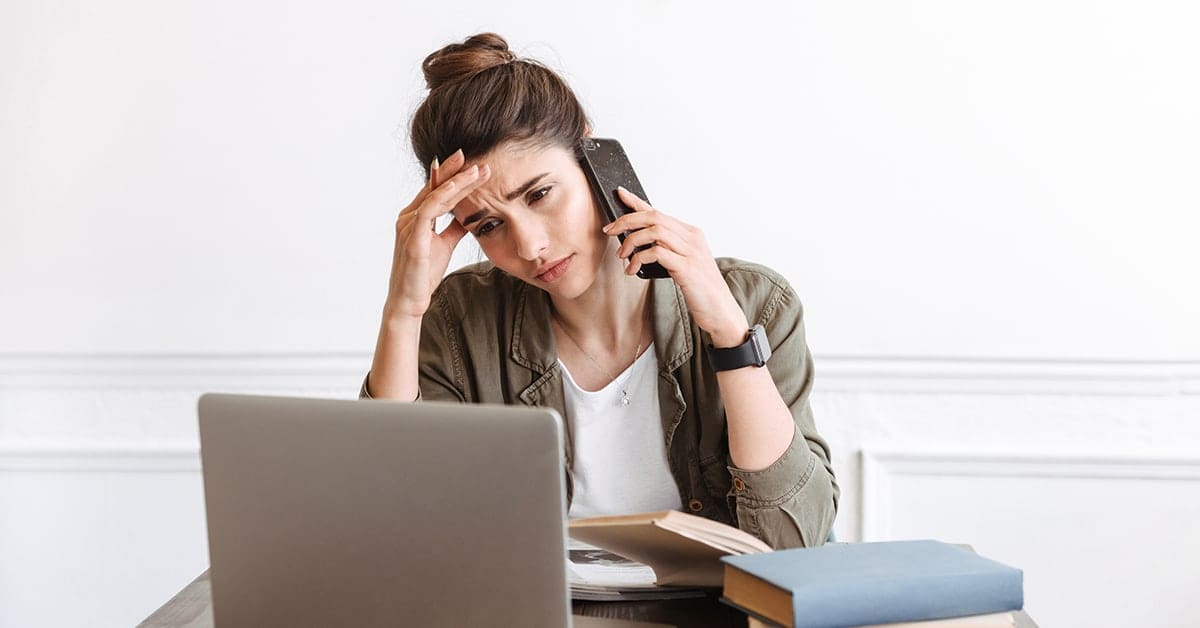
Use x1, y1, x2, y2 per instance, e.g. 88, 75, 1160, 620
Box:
535, 255, 573, 283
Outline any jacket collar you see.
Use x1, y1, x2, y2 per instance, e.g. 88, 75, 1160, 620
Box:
511, 277, 694, 381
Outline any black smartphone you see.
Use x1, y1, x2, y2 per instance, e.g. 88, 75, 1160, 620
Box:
575, 137, 670, 280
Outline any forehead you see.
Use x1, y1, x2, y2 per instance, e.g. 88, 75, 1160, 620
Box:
470, 139, 571, 170
454, 141, 576, 215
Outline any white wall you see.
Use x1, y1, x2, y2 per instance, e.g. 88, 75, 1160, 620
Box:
3, 1, 1199, 627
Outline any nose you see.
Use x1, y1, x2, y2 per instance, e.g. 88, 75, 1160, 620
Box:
511, 217, 549, 261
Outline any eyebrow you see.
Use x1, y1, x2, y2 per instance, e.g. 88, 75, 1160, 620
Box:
460, 173, 551, 227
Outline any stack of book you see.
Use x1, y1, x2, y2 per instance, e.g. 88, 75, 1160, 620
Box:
721, 540, 1024, 627
567, 512, 1024, 627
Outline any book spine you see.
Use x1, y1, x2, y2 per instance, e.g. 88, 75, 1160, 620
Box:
792, 570, 1023, 628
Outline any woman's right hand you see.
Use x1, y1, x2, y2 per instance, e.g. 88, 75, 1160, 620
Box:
385, 148, 492, 320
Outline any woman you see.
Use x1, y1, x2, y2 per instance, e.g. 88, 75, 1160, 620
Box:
362, 33, 837, 549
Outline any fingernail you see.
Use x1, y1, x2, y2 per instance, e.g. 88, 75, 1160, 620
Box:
431, 156, 439, 171
480, 164, 490, 176
454, 148, 464, 158
602, 224, 612, 233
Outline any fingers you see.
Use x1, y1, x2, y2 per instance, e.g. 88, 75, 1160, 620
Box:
395, 147, 489, 245
437, 217, 468, 248
615, 223, 690, 260
625, 242, 685, 277
603, 187, 698, 259
397, 165, 490, 252
418, 163, 491, 221
601, 186, 716, 279
397, 157, 442, 232
604, 186, 680, 233
431, 148, 469, 185
401, 148, 471, 218
616, 185, 653, 212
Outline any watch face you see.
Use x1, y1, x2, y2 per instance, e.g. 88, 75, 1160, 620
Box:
751, 324, 771, 365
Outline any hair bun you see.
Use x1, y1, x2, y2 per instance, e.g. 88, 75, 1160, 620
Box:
422, 32, 517, 91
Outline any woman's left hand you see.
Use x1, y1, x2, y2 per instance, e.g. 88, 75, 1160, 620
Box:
606, 186, 750, 347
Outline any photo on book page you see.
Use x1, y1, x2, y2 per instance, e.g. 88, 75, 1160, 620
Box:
567, 542, 708, 602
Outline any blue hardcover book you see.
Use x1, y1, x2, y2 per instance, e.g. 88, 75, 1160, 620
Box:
720, 540, 1023, 628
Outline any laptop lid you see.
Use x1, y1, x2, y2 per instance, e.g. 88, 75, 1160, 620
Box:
198, 393, 571, 627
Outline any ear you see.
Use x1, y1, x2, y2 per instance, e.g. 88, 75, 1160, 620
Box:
582, 125, 593, 138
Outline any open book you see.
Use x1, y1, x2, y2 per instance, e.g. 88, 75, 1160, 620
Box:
566, 542, 710, 601
568, 510, 771, 588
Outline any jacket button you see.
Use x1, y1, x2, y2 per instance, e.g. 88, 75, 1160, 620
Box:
732, 477, 746, 492
688, 499, 704, 512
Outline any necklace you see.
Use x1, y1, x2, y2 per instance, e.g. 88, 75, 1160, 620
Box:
553, 317, 646, 407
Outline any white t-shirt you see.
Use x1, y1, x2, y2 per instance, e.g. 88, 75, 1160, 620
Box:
559, 343, 684, 519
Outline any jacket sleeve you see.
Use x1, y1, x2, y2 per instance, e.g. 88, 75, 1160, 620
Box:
359, 285, 466, 403
723, 272, 839, 549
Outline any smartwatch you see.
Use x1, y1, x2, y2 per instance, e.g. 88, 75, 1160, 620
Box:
706, 324, 771, 372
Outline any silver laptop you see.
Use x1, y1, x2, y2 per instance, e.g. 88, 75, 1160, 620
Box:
198, 393, 664, 628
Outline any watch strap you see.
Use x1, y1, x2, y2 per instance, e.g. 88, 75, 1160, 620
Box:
706, 324, 771, 372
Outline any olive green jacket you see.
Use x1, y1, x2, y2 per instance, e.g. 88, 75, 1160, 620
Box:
361, 257, 838, 549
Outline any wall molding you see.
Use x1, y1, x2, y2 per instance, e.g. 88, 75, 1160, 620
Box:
3, 352, 1198, 395
0, 446, 201, 472
0, 353, 368, 391
815, 355, 1200, 395
860, 448, 1200, 541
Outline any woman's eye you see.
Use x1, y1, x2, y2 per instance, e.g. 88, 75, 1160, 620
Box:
528, 186, 551, 203
476, 220, 500, 237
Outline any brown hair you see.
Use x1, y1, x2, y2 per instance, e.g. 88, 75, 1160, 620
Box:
410, 33, 591, 175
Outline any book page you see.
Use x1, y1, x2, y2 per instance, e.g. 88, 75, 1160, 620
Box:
567, 541, 707, 602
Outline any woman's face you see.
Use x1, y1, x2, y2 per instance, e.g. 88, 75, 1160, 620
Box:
454, 140, 616, 299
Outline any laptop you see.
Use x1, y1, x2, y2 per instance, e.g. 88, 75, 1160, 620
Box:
198, 393, 665, 628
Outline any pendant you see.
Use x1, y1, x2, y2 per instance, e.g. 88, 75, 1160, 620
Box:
620, 390, 630, 407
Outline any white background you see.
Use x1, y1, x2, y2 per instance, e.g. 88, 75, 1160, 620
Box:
2, 1, 1199, 627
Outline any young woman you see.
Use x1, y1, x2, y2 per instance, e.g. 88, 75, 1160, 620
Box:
362, 33, 837, 549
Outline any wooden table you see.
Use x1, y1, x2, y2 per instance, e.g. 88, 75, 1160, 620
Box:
139, 569, 1038, 628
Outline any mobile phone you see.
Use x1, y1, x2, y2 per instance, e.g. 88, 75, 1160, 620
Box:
575, 137, 670, 280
